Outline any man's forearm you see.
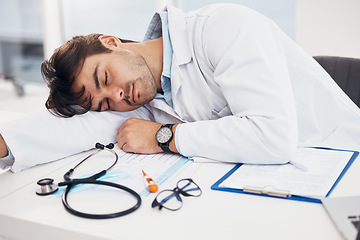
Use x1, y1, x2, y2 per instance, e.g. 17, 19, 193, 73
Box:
0, 134, 8, 158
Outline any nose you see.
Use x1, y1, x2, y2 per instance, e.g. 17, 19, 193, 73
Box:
102, 86, 124, 103
109, 86, 125, 102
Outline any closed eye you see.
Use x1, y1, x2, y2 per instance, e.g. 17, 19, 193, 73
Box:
105, 72, 110, 110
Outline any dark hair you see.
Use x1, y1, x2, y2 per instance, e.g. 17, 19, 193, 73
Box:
41, 33, 134, 117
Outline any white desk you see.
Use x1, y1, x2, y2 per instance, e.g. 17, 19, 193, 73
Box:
1, 147, 359, 240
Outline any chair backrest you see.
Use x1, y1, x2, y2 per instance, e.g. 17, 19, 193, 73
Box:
314, 56, 360, 107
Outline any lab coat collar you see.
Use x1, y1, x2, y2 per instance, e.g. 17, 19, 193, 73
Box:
144, 5, 193, 120
143, 5, 192, 65
165, 5, 192, 108
166, 5, 192, 65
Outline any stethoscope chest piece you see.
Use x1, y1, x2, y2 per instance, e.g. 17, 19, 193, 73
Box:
36, 178, 59, 196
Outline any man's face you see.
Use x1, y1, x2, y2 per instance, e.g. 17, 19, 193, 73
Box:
72, 49, 157, 112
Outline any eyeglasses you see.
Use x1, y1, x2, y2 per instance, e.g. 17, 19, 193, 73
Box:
151, 178, 202, 211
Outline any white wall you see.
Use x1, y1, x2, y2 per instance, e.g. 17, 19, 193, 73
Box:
45, 0, 360, 59
296, 0, 360, 58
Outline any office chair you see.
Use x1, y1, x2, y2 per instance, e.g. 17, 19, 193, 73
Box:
314, 56, 360, 107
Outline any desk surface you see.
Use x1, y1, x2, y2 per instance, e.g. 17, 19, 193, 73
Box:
1, 148, 359, 240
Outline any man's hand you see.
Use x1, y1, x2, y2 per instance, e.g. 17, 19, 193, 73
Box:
117, 118, 162, 154
117, 118, 178, 154
0, 134, 8, 158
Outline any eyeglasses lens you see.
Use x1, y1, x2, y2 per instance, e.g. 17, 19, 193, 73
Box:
153, 179, 202, 211
177, 179, 202, 197
156, 189, 182, 211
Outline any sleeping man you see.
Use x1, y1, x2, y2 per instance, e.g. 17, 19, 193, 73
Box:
1, 3, 360, 172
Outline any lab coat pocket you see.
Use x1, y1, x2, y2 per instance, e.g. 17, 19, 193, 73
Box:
211, 105, 231, 119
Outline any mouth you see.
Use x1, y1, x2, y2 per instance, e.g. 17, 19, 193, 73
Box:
126, 83, 137, 105
131, 83, 136, 103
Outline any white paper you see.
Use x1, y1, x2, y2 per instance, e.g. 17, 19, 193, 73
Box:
220, 147, 355, 199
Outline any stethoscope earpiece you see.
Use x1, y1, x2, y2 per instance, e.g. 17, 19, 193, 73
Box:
95, 142, 114, 150
36, 178, 59, 196
106, 143, 114, 149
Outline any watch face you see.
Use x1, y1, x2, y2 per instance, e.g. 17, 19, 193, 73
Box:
156, 126, 173, 144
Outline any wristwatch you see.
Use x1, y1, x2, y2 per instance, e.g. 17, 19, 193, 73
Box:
155, 124, 175, 154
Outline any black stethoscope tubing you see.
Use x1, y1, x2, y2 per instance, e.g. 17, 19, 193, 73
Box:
59, 178, 142, 219
37, 143, 142, 219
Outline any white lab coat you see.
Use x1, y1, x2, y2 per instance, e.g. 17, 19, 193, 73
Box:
1, 4, 360, 172
146, 4, 360, 162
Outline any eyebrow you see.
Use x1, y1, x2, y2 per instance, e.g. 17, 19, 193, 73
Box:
93, 64, 102, 112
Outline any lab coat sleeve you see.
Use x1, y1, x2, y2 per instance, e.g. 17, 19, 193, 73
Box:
176, 5, 298, 164
0, 107, 151, 173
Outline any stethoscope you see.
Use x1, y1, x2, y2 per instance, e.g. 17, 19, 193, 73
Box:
36, 142, 142, 219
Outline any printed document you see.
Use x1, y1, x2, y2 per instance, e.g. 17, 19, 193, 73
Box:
219, 147, 354, 199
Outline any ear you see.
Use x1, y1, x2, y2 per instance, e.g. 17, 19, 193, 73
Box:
98, 35, 122, 49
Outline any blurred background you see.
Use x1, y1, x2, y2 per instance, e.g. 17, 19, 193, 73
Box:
0, 0, 359, 114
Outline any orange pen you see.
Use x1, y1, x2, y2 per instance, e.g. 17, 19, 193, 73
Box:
142, 170, 158, 193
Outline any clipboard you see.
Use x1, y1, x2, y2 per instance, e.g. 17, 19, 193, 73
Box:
211, 147, 359, 203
